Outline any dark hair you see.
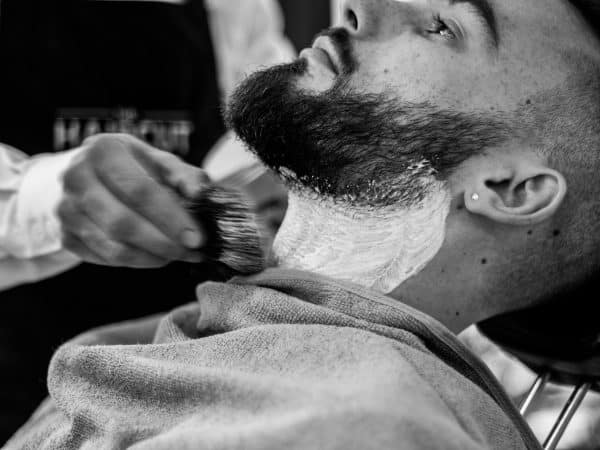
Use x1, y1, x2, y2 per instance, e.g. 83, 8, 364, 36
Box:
569, 0, 600, 37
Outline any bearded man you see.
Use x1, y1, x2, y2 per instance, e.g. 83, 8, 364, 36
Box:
5, 0, 600, 448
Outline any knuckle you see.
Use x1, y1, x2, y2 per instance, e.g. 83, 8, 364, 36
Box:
87, 144, 110, 164
84, 133, 114, 148
85, 134, 128, 161
196, 170, 211, 185
155, 150, 177, 164
186, 168, 210, 189
56, 201, 76, 226
62, 233, 83, 255
82, 133, 111, 147
62, 165, 87, 194
56, 201, 70, 221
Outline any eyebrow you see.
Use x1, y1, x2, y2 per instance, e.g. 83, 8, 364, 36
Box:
450, 0, 499, 48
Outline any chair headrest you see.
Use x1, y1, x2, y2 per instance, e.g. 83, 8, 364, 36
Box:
478, 273, 600, 361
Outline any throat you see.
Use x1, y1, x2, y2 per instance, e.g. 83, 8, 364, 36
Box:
271, 189, 451, 293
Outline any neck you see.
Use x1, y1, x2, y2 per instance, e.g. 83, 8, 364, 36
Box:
272, 188, 451, 294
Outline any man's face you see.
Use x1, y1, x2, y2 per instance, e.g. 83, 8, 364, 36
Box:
302, 0, 580, 112
228, 0, 581, 207
226, 0, 591, 296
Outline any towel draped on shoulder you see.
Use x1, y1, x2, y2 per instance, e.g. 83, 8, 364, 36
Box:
5, 269, 540, 450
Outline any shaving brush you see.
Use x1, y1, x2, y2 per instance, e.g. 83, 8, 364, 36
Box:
183, 185, 266, 276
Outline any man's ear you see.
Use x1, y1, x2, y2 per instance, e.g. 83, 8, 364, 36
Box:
463, 158, 567, 226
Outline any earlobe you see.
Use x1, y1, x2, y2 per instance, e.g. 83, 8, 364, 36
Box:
465, 166, 567, 226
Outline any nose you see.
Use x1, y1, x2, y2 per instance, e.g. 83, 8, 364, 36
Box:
338, 0, 415, 38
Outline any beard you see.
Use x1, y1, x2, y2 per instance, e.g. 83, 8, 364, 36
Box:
224, 28, 512, 292
225, 29, 509, 209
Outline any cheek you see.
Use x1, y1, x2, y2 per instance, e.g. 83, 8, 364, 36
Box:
347, 41, 520, 112
345, 41, 469, 105
348, 54, 430, 101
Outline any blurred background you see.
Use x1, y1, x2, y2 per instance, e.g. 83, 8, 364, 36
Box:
278, 0, 332, 50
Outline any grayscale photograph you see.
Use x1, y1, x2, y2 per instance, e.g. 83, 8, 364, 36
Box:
1, 0, 599, 449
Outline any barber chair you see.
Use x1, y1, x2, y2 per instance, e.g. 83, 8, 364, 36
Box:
477, 279, 600, 450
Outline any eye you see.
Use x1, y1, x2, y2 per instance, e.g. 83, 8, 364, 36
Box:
427, 15, 456, 40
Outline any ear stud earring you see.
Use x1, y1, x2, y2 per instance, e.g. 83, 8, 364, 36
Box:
471, 193, 480, 201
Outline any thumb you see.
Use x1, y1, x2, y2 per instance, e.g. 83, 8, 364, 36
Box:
130, 139, 211, 199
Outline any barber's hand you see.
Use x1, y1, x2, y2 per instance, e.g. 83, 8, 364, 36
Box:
57, 134, 207, 268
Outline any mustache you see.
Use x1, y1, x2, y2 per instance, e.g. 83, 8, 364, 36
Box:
312, 27, 358, 75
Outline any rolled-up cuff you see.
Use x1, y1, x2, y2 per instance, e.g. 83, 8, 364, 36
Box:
12, 148, 84, 258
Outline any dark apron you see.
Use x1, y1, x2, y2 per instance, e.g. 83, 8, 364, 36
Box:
0, 0, 225, 440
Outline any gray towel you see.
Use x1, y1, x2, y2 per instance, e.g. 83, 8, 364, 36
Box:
5, 269, 540, 450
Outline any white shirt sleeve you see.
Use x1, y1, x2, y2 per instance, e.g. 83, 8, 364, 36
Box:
0, 144, 81, 290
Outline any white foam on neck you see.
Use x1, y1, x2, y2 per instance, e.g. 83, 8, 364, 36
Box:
272, 185, 451, 293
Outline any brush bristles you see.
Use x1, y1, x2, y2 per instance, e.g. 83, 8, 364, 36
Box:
185, 186, 265, 275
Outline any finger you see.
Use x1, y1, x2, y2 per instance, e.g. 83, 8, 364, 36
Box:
90, 147, 205, 249
61, 165, 192, 261
63, 207, 170, 268
77, 179, 198, 261
131, 141, 210, 199
179, 250, 206, 264
58, 198, 106, 264
61, 165, 204, 264
62, 231, 108, 265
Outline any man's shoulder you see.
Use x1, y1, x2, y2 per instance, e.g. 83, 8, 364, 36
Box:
25, 277, 531, 449
42, 318, 525, 450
